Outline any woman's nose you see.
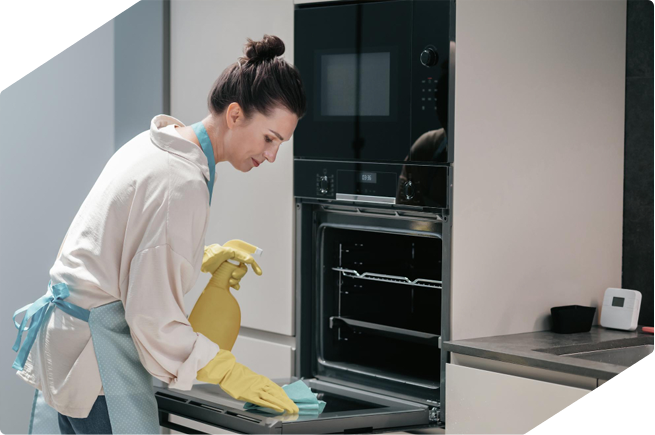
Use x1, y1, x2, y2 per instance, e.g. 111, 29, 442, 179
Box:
264, 143, 281, 163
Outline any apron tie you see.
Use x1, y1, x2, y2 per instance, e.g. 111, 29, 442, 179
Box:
12, 280, 90, 371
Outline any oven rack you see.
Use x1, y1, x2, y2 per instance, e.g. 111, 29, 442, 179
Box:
330, 316, 440, 347
332, 267, 442, 289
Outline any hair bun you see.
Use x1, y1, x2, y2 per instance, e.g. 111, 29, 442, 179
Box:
244, 35, 285, 63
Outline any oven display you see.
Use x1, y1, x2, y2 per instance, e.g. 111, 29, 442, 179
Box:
337, 170, 397, 197
359, 172, 377, 184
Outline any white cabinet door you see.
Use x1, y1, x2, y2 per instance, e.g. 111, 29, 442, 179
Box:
593, 391, 653, 435
445, 363, 590, 434
172, 0, 296, 337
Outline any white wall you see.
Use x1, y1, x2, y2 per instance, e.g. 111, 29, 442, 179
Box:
451, 0, 626, 340
0, 22, 115, 435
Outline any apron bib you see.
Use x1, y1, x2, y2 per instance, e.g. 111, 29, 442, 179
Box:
13, 120, 216, 433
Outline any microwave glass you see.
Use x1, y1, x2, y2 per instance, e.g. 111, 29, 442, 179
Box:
320, 51, 391, 117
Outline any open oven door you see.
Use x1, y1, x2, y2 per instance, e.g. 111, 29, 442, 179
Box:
156, 377, 438, 434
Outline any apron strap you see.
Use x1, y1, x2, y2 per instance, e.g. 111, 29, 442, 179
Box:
191, 121, 216, 205
12, 280, 90, 371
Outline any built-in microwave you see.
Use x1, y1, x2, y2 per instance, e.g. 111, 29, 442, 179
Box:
294, 0, 454, 164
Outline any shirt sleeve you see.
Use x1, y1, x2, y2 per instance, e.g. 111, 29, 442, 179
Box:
123, 244, 220, 390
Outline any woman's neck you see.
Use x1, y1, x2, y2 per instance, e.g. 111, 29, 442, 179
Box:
175, 116, 225, 164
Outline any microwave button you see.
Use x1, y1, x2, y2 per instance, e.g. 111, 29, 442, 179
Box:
420, 47, 439, 67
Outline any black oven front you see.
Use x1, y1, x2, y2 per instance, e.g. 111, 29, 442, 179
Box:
294, 0, 453, 164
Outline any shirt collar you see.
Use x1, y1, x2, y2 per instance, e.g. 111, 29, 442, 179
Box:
149, 114, 211, 182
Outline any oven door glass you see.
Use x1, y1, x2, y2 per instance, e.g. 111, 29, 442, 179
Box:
294, 0, 411, 162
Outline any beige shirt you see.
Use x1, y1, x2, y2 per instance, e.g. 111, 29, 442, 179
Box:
17, 115, 220, 418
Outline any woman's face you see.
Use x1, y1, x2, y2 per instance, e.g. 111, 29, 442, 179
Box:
224, 104, 298, 172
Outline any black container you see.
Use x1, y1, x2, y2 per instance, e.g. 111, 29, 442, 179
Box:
550, 305, 596, 334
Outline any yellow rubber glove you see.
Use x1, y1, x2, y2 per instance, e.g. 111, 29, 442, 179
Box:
197, 349, 299, 414
201, 243, 262, 290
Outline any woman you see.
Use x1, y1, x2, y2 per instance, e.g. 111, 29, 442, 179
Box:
11, 35, 305, 434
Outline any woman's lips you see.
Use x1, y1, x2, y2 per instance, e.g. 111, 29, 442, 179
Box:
252, 158, 260, 167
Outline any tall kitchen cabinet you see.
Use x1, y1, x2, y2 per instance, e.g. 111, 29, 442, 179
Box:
450, 0, 626, 339
170, 0, 297, 379
446, 0, 626, 427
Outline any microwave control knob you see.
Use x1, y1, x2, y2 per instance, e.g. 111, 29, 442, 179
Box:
319, 175, 329, 194
403, 180, 415, 200
420, 48, 439, 67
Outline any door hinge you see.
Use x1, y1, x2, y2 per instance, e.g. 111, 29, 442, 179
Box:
428, 404, 441, 423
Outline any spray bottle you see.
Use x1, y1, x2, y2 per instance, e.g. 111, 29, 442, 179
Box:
189, 239, 262, 351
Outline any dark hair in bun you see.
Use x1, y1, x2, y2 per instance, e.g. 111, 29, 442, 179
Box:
243, 35, 285, 63
207, 35, 306, 120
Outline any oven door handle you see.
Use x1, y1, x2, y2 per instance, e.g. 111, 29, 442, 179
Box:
335, 193, 397, 205
156, 391, 275, 433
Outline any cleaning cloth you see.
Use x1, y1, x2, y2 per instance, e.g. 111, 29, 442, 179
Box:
244, 380, 327, 415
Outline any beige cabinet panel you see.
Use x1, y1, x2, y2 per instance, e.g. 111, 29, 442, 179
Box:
593, 391, 653, 435
171, 0, 296, 337
445, 363, 590, 434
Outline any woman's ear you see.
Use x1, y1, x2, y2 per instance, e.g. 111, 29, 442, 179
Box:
225, 102, 242, 129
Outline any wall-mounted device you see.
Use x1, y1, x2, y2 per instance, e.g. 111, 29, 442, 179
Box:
600, 288, 642, 331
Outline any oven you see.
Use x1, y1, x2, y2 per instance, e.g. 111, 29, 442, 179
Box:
294, 0, 454, 163
294, 200, 451, 412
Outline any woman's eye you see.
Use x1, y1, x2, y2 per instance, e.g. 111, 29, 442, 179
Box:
265, 136, 273, 143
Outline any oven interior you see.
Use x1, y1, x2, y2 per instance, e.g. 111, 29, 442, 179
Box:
316, 225, 443, 403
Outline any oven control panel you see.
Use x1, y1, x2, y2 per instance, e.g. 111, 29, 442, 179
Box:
297, 160, 449, 211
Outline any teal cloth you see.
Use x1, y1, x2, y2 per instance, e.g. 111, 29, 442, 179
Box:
243, 380, 327, 415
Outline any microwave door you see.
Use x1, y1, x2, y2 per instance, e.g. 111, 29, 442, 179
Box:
155, 379, 434, 434
294, 1, 412, 163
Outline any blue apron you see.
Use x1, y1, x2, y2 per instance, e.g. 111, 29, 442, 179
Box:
12, 121, 216, 433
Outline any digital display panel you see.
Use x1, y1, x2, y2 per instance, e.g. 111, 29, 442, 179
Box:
359, 172, 377, 184
612, 297, 625, 307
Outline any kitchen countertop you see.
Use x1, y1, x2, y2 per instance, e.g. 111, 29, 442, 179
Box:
443, 326, 653, 380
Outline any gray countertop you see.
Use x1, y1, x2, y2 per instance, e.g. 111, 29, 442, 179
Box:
443, 326, 653, 380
